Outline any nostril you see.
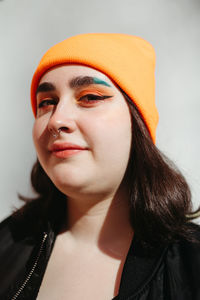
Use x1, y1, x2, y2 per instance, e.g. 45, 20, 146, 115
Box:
59, 126, 70, 132
48, 117, 77, 136
49, 126, 70, 138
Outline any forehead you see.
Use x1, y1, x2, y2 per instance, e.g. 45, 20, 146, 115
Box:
38, 64, 114, 87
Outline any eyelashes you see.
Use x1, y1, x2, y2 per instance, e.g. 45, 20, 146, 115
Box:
38, 98, 57, 108
78, 94, 113, 103
37, 93, 113, 109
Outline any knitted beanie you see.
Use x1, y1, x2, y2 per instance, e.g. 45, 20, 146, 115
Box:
31, 33, 158, 143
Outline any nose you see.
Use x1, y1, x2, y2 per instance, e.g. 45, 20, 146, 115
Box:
47, 99, 77, 136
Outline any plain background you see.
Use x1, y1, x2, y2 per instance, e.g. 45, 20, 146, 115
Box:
0, 0, 199, 222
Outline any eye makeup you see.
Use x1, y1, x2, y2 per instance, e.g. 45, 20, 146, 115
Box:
92, 77, 112, 87
76, 87, 113, 105
38, 98, 57, 108
78, 94, 112, 103
36, 79, 114, 113
69, 76, 112, 89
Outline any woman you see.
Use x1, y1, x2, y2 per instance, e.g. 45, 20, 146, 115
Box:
0, 33, 200, 300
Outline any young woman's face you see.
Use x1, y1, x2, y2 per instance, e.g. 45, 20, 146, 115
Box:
32, 65, 132, 198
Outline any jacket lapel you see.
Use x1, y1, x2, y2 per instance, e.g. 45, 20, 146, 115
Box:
116, 234, 168, 299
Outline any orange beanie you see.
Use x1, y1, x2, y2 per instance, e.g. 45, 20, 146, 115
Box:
31, 33, 158, 143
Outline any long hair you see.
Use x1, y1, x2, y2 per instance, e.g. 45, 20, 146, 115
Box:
123, 92, 200, 247
16, 91, 200, 248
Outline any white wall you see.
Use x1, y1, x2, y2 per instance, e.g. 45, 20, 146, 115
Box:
0, 0, 199, 221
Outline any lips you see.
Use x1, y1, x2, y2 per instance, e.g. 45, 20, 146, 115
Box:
49, 142, 88, 158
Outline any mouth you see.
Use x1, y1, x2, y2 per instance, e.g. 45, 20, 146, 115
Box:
49, 142, 89, 158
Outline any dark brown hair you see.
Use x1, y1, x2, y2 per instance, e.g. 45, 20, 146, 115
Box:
16, 91, 200, 248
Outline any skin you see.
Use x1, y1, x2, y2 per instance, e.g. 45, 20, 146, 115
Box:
33, 65, 134, 299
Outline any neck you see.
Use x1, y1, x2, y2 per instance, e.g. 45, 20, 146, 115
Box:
61, 187, 134, 258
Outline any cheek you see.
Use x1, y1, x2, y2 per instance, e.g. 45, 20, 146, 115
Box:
106, 115, 132, 161
32, 119, 48, 153
81, 107, 132, 162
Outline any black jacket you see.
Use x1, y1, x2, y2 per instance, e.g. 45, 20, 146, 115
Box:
1, 202, 200, 300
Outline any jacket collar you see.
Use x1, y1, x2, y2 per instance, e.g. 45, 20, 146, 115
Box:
6, 206, 168, 300
116, 234, 168, 299
39, 224, 168, 300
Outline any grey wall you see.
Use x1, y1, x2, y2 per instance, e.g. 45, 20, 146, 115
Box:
0, 0, 199, 221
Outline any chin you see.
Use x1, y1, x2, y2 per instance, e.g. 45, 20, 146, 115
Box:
49, 170, 89, 193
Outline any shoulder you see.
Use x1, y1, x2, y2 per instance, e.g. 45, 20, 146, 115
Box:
167, 222, 200, 259
163, 222, 200, 299
0, 200, 44, 251
0, 211, 39, 267
0, 199, 50, 251
0, 201, 47, 299
0, 215, 33, 298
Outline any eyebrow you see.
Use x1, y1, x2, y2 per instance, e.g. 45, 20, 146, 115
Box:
36, 76, 112, 95
69, 76, 112, 88
36, 82, 56, 95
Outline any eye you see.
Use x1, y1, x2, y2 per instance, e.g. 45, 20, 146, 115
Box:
38, 98, 57, 108
78, 94, 112, 104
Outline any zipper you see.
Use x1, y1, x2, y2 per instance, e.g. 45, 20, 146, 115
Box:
11, 232, 48, 300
